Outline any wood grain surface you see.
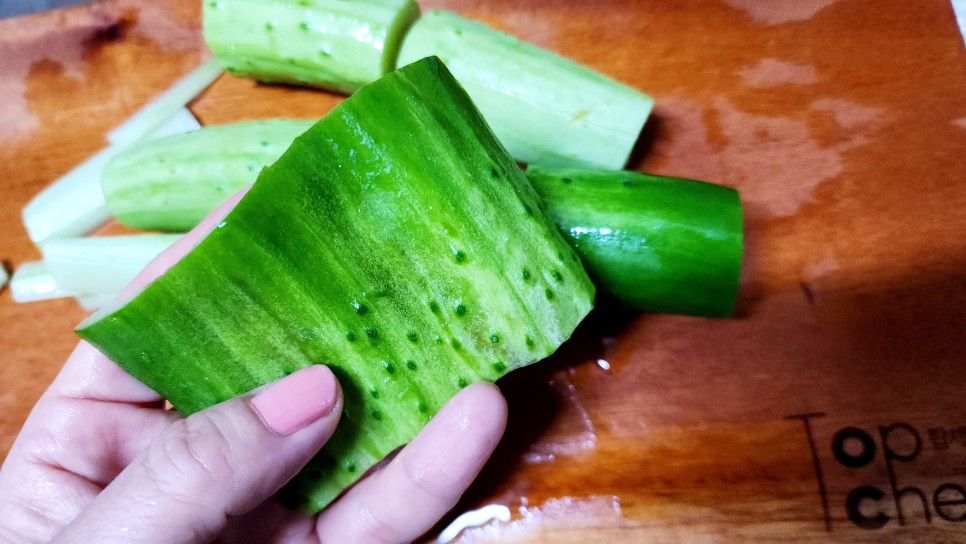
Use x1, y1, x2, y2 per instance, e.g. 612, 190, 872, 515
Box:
2, 0, 965, 541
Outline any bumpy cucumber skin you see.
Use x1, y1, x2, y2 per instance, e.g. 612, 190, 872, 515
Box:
397, 10, 653, 170
205, 0, 421, 94
527, 166, 743, 318
103, 120, 313, 232
77, 57, 594, 513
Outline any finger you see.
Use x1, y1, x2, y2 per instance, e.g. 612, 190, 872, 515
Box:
10, 390, 177, 487
54, 365, 342, 544
115, 187, 249, 301
52, 188, 251, 405
0, 401, 176, 544
315, 382, 507, 544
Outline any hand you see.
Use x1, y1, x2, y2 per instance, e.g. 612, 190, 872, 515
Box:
0, 191, 508, 543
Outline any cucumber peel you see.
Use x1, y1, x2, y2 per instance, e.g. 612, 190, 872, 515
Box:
527, 166, 743, 318
77, 57, 594, 512
204, 0, 421, 94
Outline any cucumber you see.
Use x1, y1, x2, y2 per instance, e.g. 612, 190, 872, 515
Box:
42, 234, 180, 300
397, 10, 653, 170
21, 59, 214, 244
8, 236, 178, 309
102, 121, 311, 232
9, 261, 65, 303
204, 0, 421, 94
526, 166, 743, 318
77, 57, 595, 512
100, 119, 742, 317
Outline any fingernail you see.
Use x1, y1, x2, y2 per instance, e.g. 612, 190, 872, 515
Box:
251, 366, 338, 436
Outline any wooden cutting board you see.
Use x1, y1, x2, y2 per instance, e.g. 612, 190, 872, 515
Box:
2, 0, 965, 541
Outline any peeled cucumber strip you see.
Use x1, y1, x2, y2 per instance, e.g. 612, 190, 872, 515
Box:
204, 0, 420, 94
76, 293, 118, 312
42, 234, 180, 300
22, 106, 201, 244
77, 57, 594, 512
527, 166, 743, 318
103, 121, 311, 231
398, 10, 653, 170
8, 236, 178, 309
10, 261, 65, 303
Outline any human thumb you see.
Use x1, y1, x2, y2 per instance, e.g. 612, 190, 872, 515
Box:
54, 365, 342, 543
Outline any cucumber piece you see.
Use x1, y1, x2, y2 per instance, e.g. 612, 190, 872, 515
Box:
204, 0, 421, 94
77, 293, 118, 312
106, 59, 221, 146
526, 166, 743, 318
77, 57, 595, 512
9, 236, 179, 309
42, 234, 180, 300
103, 121, 312, 232
9, 261, 66, 303
397, 10, 653, 170
101, 119, 742, 317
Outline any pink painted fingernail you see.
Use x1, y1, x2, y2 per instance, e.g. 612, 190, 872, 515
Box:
251, 366, 338, 436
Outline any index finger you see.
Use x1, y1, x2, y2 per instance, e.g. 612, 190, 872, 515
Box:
53, 188, 250, 403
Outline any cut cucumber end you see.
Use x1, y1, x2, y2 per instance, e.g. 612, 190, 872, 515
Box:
77, 57, 594, 512
10, 261, 66, 303
397, 10, 653, 170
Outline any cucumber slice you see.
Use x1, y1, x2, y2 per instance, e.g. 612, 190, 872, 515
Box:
397, 10, 653, 170
204, 0, 421, 94
526, 166, 743, 318
103, 121, 311, 232
77, 57, 595, 512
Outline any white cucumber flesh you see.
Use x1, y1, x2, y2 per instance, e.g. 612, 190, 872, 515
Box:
41, 234, 180, 299
397, 10, 653, 170
10, 261, 66, 303
23, 106, 201, 244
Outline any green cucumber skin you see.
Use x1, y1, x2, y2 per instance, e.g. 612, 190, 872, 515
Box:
103, 121, 312, 232
78, 57, 594, 512
526, 166, 743, 318
204, 0, 420, 94
397, 10, 653, 170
